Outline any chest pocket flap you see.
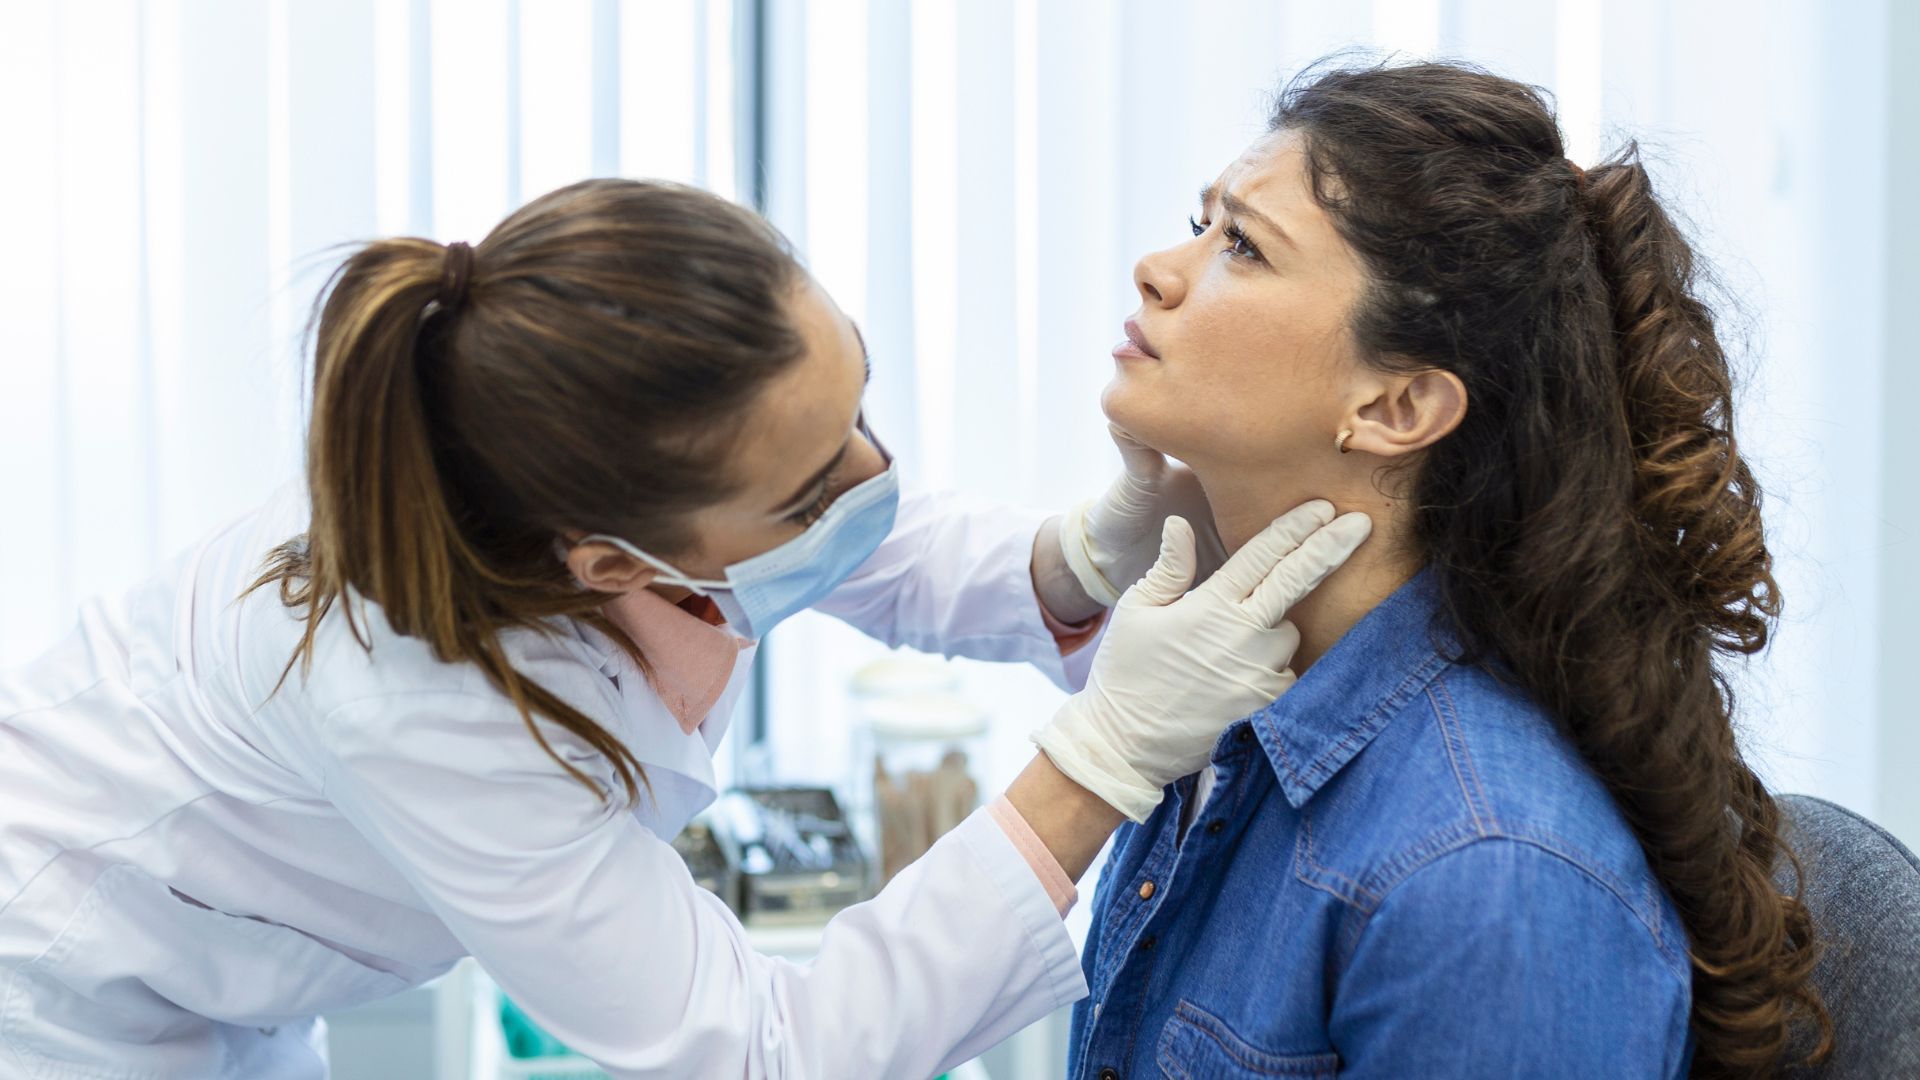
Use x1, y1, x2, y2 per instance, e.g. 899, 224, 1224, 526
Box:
1156, 1001, 1341, 1080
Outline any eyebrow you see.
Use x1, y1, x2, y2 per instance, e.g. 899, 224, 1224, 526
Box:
773, 321, 874, 515
1199, 184, 1297, 250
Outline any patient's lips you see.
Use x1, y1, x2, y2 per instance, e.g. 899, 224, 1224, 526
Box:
1115, 318, 1160, 360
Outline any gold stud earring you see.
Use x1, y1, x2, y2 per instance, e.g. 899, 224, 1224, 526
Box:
1336, 429, 1354, 455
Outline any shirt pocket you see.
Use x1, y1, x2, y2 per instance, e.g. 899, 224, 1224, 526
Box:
1155, 1001, 1341, 1080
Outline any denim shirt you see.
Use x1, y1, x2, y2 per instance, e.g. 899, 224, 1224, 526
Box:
1068, 570, 1694, 1079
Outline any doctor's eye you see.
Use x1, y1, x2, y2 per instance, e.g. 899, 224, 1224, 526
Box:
788, 472, 839, 527
789, 490, 832, 527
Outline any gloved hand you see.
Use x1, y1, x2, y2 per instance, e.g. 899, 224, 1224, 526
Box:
1058, 426, 1228, 606
1031, 501, 1371, 823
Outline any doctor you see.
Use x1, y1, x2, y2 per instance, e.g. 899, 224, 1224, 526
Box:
0, 179, 1370, 1079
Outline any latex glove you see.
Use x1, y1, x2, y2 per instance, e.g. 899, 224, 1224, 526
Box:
1031, 501, 1371, 822
1058, 426, 1228, 606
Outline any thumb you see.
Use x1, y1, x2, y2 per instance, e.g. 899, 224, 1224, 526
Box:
1108, 424, 1167, 489
1127, 515, 1197, 606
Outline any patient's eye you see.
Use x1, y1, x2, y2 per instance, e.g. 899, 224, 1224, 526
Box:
1190, 211, 1263, 263
1222, 221, 1263, 263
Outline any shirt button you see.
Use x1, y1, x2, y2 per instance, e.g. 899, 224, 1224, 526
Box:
1206, 819, 1224, 836
1138, 935, 1157, 952
1100, 1069, 1120, 1080
1235, 725, 1255, 744
1138, 880, 1156, 900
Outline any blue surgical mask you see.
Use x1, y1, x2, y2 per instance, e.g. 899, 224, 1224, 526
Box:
581, 420, 900, 641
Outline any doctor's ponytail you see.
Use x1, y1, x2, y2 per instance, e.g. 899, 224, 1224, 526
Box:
250, 180, 807, 806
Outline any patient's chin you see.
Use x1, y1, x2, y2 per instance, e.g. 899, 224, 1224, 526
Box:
1099, 375, 1155, 433
1101, 377, 1188, 458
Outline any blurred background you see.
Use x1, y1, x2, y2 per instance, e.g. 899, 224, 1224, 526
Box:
0, 0, 1911, 1076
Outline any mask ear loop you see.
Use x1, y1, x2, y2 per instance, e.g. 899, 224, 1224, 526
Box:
570, 410, 893, 595
570, 533, 728, 596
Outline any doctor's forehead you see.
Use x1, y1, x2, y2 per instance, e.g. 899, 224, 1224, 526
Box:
717, 279, 870, 486
786, 276, 870, 392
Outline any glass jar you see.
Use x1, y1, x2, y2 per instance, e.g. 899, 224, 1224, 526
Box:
844, 656, 990, 888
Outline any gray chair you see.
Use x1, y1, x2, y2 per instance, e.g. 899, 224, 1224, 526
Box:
1776, 794, 1920, 1077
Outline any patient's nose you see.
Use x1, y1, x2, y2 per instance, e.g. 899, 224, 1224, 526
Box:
1133, 247, 1184, 308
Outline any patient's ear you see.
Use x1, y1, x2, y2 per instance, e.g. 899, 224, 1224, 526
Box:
1343, 368, 1468, 459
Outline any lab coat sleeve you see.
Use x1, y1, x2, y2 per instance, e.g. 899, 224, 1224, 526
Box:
313, 691, 1087, 1079
811, 490, 1103, 692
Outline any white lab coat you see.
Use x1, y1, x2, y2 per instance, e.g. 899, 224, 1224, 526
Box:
0, 481, 1095, 1079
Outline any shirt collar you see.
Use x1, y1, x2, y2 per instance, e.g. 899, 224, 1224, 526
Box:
1250, 567, 1458, 808
599, 587, 752, 735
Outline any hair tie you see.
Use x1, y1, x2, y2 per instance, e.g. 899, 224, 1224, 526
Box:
1567, 159, 1588, 191
437, 241, 476, 311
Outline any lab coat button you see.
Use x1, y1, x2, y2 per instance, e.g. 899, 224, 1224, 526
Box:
1138, 880, 1155, 900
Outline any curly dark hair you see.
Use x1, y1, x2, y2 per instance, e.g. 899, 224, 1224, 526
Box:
1271, 58, 1831, 1074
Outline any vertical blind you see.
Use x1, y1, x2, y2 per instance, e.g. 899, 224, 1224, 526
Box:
750, 0, 1903, 854
0, 0, 1905, 848
0, 0, 737, 664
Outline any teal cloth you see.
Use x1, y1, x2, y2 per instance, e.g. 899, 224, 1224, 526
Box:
501, 990, 955, 1079
498, 993, 575, 1059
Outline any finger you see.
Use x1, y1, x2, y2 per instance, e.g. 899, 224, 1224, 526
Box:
1126, 515, 1197, 606
1242, 512, 1373, 627
1243, 619, 1304, 677
1108, 424, 1168, 486
1199, 499, 1336, 602
1192, 514, 1230, 583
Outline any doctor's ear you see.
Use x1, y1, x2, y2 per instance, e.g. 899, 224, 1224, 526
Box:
565, 540, 659, 595
1339, 367, 1468, 459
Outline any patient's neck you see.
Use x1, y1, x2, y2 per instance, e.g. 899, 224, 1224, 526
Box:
1197, 464, 1418, 675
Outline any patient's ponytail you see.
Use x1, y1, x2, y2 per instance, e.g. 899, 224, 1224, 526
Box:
1577, 153, 1828, 1071
249, 180, 808, 805
1273, 59, 1831, 1075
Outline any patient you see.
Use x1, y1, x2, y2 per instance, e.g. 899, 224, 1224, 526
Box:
1070, 60, 1829, 1078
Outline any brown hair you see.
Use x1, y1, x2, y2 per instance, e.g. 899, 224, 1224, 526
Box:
1272, 59, 1830, 1073
250, 179, 805, 806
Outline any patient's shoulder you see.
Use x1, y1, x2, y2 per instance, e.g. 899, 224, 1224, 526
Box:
1301, 660, 1673, 935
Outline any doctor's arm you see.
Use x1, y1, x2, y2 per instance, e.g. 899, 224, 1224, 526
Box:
313, 505, 1366, 1077
983, 502, 1376, 884
815, 428, 1223, 693
314, 690, 1086, 1079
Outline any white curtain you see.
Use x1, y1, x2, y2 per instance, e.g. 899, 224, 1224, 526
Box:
751, 0, 1908, 862
0, 0, 1906, 855
0, 0, 734, 653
